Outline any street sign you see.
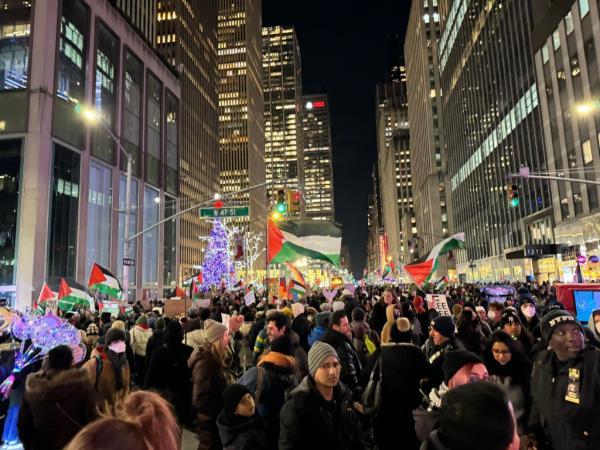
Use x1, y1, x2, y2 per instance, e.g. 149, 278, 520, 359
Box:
200, 206, 249, 218
123, 258, 136, 267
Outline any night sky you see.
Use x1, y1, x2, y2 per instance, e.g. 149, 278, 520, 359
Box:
263, 0, 410, 278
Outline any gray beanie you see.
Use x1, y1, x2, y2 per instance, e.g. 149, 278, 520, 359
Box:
203, 319, 228, 343
308, 341, 338, 378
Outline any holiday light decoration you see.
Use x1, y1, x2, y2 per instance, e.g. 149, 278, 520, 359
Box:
202, 219, 233, 287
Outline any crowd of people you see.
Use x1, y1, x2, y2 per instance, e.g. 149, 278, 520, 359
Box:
4, 281, 600, 449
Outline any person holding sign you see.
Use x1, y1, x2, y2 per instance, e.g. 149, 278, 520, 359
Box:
527, 310, 600, 450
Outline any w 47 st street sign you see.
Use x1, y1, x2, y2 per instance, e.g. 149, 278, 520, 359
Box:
200, 206, 250, 218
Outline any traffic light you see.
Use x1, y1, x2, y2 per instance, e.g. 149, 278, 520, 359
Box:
508, 184, 520, 208
287, 190, 301, 213
275, 189, 287, 215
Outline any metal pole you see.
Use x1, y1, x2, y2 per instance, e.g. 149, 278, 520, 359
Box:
510, 173, 600, 185
122, 154, 133, 302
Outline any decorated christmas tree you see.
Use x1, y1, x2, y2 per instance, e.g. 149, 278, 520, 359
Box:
203, 219, 232, 287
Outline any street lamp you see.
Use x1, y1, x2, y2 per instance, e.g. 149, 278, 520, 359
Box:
78, 103, 135, 302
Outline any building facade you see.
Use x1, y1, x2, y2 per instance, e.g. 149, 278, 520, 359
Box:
301, 94, 335, 221
262, 26, 304, 217
376, 66, 418, 266
0, 0, 180, 307
366, 166, 384, 276
532, 0, 600, 281
217, 0, 266, 267
405, 0, 451, 259
109, 0, 156, 46
439, 0, 552, 282
156, 0, 220, 281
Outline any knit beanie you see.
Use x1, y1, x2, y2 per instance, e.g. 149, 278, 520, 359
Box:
105, 328, 126, 346
443, 350, 484, 384
541, 309, 583, 342
308, 341, 338, 377
203, 319, 228, 343
499, 310, 521, 329
431, 316, 456, 338
136, 314, 148, 326
291, 303, 305, 318
315, 311, 331, 328
280, 307, 294, 318
111, 320, 126, 331
390, 317, 412, 343
222, 384, 252, 414
270, 334, 293, 356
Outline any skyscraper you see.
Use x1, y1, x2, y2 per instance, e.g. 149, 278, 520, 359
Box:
531, 0, 600, 281
404, 0, 451, 260
301, 94, 335, 221
439, 0, 551, 282
376, 65, 417, 265
262, 26, 304, 216
156, 0, 220, 280
109, 0, 156, 46
217, 0, 266, 257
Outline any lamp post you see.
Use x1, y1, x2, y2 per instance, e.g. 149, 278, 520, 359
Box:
78, 105, 134, 301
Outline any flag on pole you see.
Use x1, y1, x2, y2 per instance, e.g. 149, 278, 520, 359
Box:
35, 282, 56, 314
171, 286, 187, 298
268, 219, 342, 265
57, 278, 93, 311
88, 263, 122, 299
435, 276, 449, 292
285, 263, 307, 299
381, 264, 391, 280
403, 233, 466, 286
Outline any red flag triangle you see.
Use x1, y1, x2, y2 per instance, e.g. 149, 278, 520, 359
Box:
37, 282, 55, 304
58, 278, 72, 300
88, 263, 107, 288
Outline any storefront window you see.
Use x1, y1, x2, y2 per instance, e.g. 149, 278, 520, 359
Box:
92, 22, 119, 163
142, 186, 159, 286
0, 139, 21, 286
165, 90, 178, 195
0, 0, 30, 91
122, 50, 142, 175
163, 196, 176, 287
54, 0, 89, 148
117, 176, 138, 284
48, 144, 80, 284
86, 161, 112, 276
146, 73, 161, 187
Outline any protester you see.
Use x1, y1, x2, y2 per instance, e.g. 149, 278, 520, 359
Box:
527, 309, 600, 449
144, 316, 166, 364
487, 302, 505, 329
64, 391, 180, 450
217, 384, 270, 450
517, 297, 542, 342
369, 287, 396, 335
279, 341, 364, 449
130, 314, 152, 384
456, 309, 485, 354
499, 310, 535, 355
18, 346, 96, 450
422, 316, 464, 393
291, 303, 311, 353
308, 311, 330, 346
350, 307, 379, 367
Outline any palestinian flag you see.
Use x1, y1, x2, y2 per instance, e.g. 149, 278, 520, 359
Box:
268, 220, 342, 266
285, 263, 307, 299
382, 264, 392, 280
403, 232, 466, 286
35, 282, 56, 314
88, 263, 122, 299
435, 276, 449, 292
183, 272, 203, 287
171, 286, 187, 298
57, 278, 93, 311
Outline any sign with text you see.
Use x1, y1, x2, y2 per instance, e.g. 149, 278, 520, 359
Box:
426, 294, 452, 317
102, 301, 120, 316
200, 206, 249, 218
123, 258, 135, 266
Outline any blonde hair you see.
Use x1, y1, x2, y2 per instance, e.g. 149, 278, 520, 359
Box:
111, 320, 126, 331
65, 391, 180, 450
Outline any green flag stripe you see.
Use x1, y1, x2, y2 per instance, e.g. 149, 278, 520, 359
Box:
277, 221, 342, 238
271, 241, 340, 266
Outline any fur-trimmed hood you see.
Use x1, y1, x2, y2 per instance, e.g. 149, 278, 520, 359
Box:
25, 367, 91, 399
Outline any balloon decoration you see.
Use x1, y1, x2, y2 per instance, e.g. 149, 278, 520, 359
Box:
0, 311, 82, 398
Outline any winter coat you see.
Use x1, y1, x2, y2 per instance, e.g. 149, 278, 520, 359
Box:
217, 411, 270, 450
291, 313, 311, 352
308, 325, 326, 347
238, 351, 297, 447
18, 368, 96, 450
279, 376, 365, 450
144, 328, 165, 364
83, 349, 131, 408
422, 336, 464, 393
519, 313, 542, 342
320, 328, 363, 399
529, 347, 600, 450
351, 320, 380, 367
185, 328, 207, 350
130, 324, 152, 357
145, 341, 194, 425
369, 302, 388, 336
188, 347, 233, 420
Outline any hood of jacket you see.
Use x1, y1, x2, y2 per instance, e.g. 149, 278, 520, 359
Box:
588, 309, 600, 340
216, 410, 262, 447
25, 368, 90, 403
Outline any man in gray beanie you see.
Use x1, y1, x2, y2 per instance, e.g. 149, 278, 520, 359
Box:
279, 341, 365, 449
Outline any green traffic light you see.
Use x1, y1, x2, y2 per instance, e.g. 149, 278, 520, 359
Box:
276, 202, 287, 213
510, 198, 520, 207
74, 103, 82, 114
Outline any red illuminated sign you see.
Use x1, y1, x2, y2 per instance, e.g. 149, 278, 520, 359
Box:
313, 100, 326, 108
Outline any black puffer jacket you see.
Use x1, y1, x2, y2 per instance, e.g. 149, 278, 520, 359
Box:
320, 328, 362, 399
529, 347, 600, 450
279, 376, 364, 450
422, 336, 464, 393
217, 411, 270, 450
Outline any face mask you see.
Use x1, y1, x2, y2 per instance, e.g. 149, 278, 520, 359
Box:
521, 305, 536, 318
488, 310, 496, 321
108, 340, 126, 354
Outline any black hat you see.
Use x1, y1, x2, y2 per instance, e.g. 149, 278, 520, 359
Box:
105, 328, 126, 346
520, 297, 535, 306
270, 334, 293, 356
431, 316, 456, 338
222, 384, 252, 414
463, 302, 476, 311
499, 311, 521, 329
541, 309, 583, 342
442, 350, 484, 384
